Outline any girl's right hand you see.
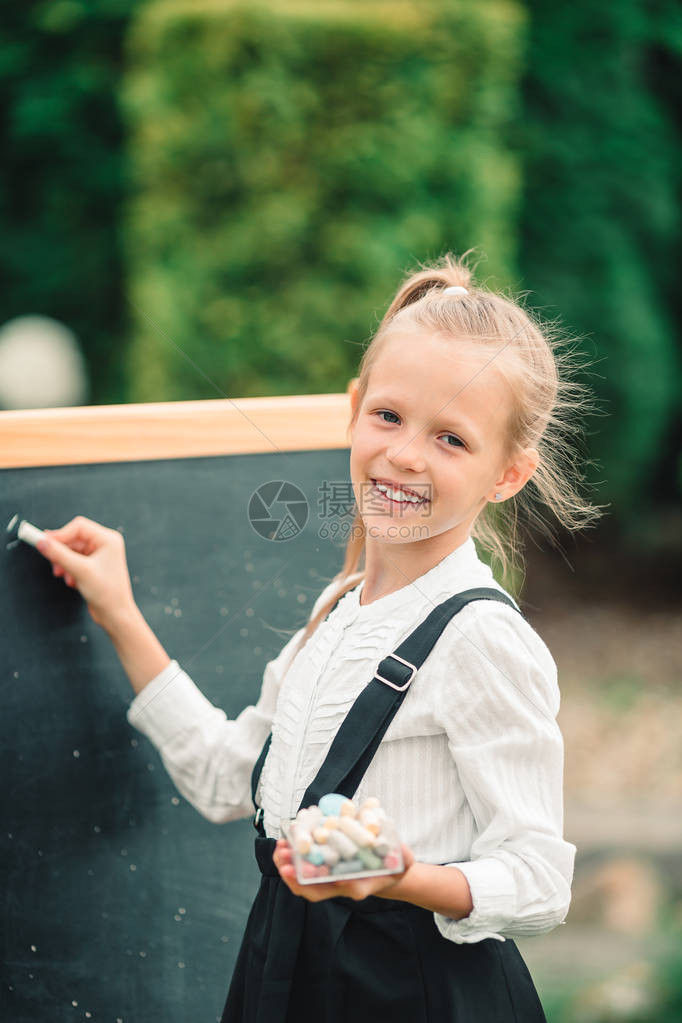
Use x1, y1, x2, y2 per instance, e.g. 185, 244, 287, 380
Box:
36, 515, 137, 632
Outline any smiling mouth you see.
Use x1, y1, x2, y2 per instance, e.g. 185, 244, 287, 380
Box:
369, 479, 430, 506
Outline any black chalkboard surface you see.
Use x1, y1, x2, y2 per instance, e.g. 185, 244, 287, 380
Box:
1, 444, 351, 1023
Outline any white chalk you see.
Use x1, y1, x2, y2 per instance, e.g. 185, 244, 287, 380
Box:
18, 521, 46, 547
6, 516, 47, 548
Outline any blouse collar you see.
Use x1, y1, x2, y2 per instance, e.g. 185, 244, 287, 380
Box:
338, 535, 494, 622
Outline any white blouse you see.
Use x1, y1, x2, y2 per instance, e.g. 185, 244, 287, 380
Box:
127, 535, 576, 945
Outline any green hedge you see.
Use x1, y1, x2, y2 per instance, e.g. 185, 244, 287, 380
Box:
0, 0, 135, 405
518, 0, 682, 529
122, 0, 527, 402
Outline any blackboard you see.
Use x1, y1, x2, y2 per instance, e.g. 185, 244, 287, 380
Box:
1, 396, 352, 1022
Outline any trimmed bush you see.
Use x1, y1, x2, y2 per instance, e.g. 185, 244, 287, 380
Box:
0, 0, 135, 405
122, 0, 527, 402
519, 0, 682, 526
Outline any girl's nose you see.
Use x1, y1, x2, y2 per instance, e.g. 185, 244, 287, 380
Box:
387, 442, 426, 475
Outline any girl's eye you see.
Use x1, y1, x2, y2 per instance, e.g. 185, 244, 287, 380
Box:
375, 411, 465, 449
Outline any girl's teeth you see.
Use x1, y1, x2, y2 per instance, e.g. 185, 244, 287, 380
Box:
374, 482, 424, 504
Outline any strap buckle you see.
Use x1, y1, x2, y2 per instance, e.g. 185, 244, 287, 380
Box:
253, 807, 264, 832
374, 653, 417, 692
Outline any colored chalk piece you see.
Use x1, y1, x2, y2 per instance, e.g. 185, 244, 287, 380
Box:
281, 795, 404, 885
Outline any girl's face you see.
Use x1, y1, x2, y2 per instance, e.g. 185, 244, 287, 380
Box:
349, 327, 521, 550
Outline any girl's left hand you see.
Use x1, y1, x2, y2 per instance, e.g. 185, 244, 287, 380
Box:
273, 839, 415, 902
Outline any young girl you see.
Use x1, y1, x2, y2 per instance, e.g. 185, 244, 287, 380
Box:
37, 252, 605, 1022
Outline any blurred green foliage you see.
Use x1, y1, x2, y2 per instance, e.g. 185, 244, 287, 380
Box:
540, 913, 682, 1022
519, 0, 682, 533
1, 0, 680, 536
0, 0, 136, 405
122, 0, 526, 402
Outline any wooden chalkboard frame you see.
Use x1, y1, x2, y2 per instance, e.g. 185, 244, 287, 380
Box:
0, 392, 352, 468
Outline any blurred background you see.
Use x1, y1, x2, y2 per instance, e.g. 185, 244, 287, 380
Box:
1, 0, 681, 1018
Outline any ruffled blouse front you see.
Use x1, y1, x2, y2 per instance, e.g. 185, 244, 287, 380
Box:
127, 535, 576, 945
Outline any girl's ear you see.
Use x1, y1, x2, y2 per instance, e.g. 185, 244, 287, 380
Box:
493, 447, 540, 500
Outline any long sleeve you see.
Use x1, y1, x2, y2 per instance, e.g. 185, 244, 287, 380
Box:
125, 579, 342, 823
125, 626, 305, 823
431, 602, 576, 944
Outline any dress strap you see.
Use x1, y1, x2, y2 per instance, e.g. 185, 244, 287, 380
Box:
252, 586, 521, 837
250, 732, 272, 822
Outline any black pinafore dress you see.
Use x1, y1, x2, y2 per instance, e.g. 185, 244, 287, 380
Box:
220, 587, 548, 1023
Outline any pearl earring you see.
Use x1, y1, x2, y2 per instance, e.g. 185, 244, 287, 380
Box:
495, 493, 503, 501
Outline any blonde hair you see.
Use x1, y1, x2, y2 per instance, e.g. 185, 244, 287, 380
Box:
298, 249, 608, 648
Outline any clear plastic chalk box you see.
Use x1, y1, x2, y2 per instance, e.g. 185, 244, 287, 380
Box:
280, 793, 404, 885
